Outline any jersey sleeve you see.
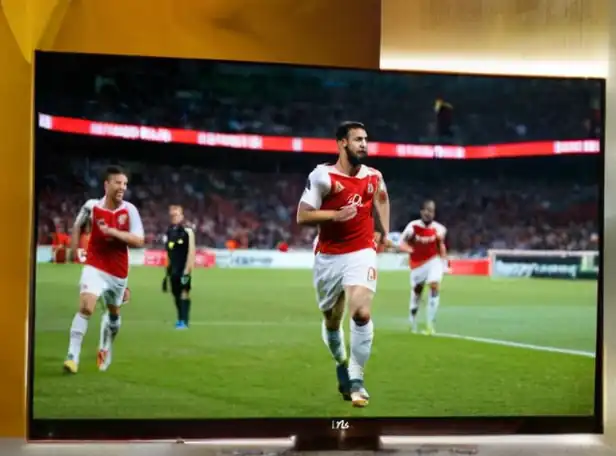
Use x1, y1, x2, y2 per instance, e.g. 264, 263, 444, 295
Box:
436, 223, 447, 240
127, 204, 145, 238
377, 171, 388, 198
74, 199, 96, 227
400, 222, 415, 243
299, 166, 331, 210
185, 226, 195, 243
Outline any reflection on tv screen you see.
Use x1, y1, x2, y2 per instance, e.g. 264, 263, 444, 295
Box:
31, 54, 600, 422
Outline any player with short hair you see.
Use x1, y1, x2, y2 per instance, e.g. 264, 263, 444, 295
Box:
162, 204, 196, 329
400, 200, 448, 335
297, 121, 390, 408
63, 165, 145, 374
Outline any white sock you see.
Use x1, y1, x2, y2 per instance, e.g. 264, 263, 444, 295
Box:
409, 293, 420, 324
321, 320, 347, 364
348, 318, 374, 381
68, 312, 89, 363
99, 312, 122, 351
99, 312, 109, 351
428, 294, 440, 326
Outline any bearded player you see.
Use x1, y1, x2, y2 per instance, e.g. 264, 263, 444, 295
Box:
63, 165, 144, 374
400, 200, 447, 335
297, 121, 390, 408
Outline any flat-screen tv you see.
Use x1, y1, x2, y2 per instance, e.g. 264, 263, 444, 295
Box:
29, 51, 603, 444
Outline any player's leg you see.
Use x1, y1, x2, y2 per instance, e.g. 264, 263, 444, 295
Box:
410, 263, 429, 332
424, 259, 445, 335
343, 249, 378, 408
321, 292, 350, 400
64, 266, 104, 373
314, 254, 349, 400
409, 282, 424, 333
179, 275, 192, 328
170, 275, 187, 329
97, 279, 128, 372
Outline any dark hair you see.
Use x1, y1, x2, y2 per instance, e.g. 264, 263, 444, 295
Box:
422, 199, 435, 210
104, 165, 126, 181
335, 121, 366, 141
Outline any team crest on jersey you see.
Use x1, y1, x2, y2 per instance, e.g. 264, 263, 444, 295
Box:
117, 214, 128, 226
367, 182, 374, 194
347, 194, 363, 207
334, 182, 344, 193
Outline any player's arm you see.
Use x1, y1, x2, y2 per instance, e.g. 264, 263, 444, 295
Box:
381, 237, 412, 254
183, 227, 196, 275
106, 204, 145, 248
70, 201, 92, 261
373, 173, 390, 236
296, 169, 337, 225
396, 223, 415, 254
438, 226, 448, 258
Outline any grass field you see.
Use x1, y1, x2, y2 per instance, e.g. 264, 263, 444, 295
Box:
31, 263, 598, 419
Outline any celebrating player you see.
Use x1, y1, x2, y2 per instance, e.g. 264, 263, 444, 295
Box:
162, 205, 196, 329
399, 200, 447, 335
297, 121, 389, 408
63, 166, 144, 374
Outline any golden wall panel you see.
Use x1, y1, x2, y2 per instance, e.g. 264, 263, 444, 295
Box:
0, 5, 34, 438
381, 0, 609, 77
46, 0, 381, 69
603, 5, 615, 443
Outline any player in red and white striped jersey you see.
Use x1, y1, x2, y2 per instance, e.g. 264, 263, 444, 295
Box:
399, 200, 448, 335
63, 166, 145, 374
297, 121, 392, 408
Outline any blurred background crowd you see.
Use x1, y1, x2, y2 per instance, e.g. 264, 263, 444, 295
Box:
36, 153, 599, 257
37, 55, 603, 146
35, 55, 601, 256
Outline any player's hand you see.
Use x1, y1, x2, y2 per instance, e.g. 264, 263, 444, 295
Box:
99, 223, 116, 238
162, 276, 168, 293
122, 287, 131, 304
333, 205, 357, 222
398, 242, 413, 254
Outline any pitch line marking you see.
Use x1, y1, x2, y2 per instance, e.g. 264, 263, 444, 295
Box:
35, 319, 596, 357
435, 332, 595, 358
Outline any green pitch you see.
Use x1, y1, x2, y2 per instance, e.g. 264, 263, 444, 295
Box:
31, 263, 598, 419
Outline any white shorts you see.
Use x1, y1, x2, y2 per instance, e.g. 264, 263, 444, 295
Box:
410, 257, 444, 287
313, 248, 377, 312
79, 265, 128, 307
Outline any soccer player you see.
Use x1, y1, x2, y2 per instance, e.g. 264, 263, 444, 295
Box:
162, 205, 196, 329
63, 166, 144, 374
297, 121, 390, 408
399, 200, 448, 335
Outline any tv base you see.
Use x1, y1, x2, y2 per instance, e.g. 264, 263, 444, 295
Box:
292, 433, 381, 451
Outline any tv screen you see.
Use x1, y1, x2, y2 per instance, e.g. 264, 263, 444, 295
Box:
29, 52, 603, 440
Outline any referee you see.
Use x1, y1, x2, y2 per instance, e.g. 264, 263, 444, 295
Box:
162, 205, 196, 329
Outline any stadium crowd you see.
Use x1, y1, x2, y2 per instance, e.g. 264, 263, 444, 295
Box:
37, 157, 599, 257
35, 55, 601, 256
37, 55, 602, 146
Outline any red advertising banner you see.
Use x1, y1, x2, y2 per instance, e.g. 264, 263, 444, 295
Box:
38, 113, 600, 160
143, 249, 216, 268
449, 258, 490, 276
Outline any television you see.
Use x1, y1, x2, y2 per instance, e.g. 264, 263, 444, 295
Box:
29, 51, 604, 448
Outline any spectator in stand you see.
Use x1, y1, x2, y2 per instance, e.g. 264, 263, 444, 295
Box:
38, 55, 602, 146
36, 156, 599, 256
